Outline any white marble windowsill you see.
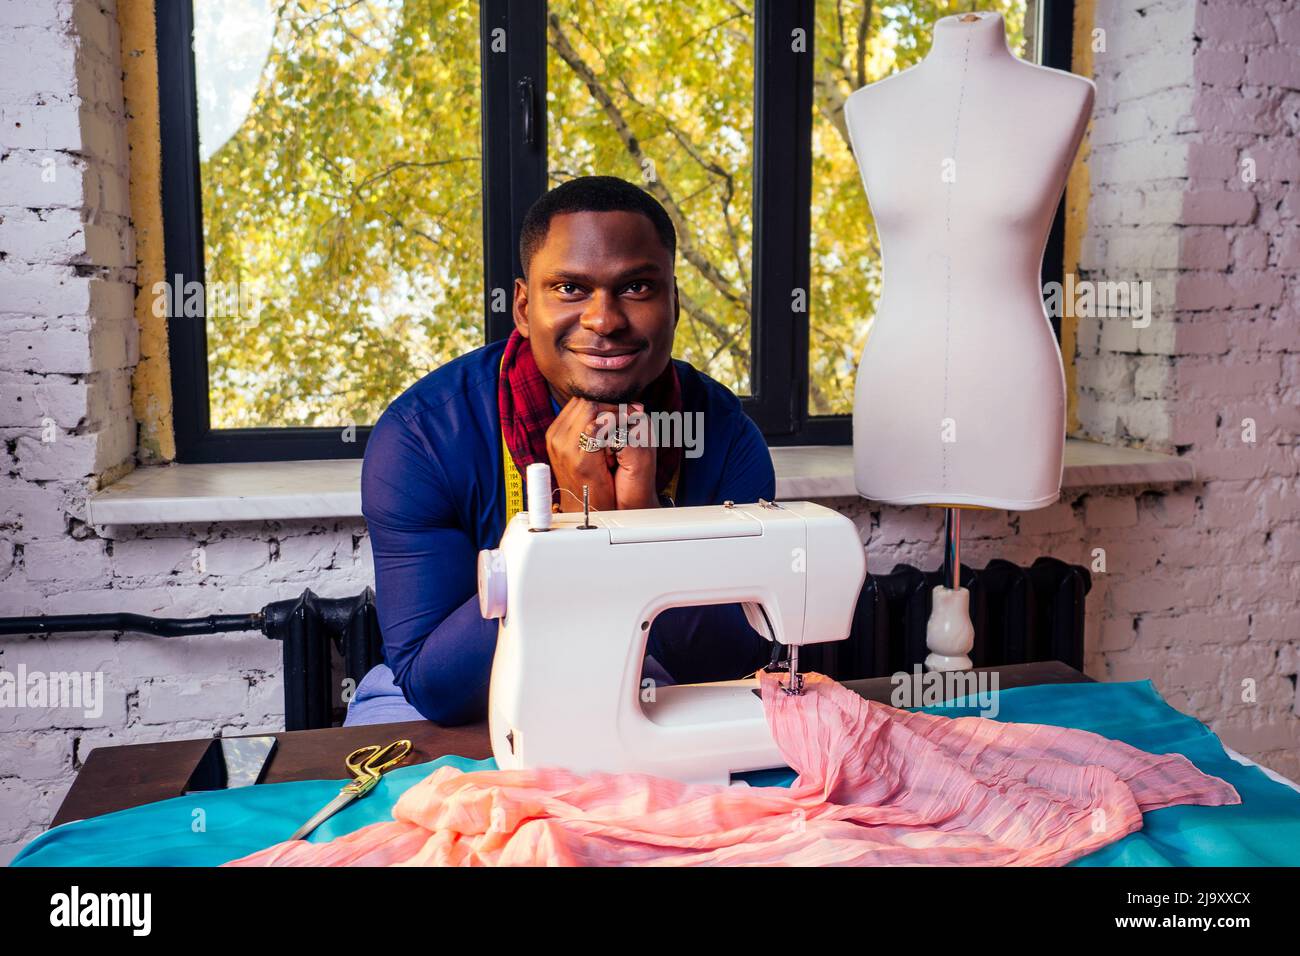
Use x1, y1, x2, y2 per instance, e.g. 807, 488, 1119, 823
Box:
86, 438, 1195, 526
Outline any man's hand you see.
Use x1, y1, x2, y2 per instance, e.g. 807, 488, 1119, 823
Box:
544, 399, 660, 512
545, 397, 617, 513
610, 402, 658, 510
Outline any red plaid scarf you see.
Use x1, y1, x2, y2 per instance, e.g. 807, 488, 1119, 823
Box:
497, 330, 683, 496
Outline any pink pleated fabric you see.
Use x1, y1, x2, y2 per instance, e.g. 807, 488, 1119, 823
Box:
226, 672, 1239, 867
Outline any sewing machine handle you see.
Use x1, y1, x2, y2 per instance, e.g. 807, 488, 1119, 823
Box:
478, 549, 507, 619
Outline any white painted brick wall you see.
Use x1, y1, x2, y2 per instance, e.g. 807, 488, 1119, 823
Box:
0, 0, 354, 861
0, 0, 1295, 865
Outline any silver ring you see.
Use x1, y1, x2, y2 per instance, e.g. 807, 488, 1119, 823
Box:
578, 428, 627, 452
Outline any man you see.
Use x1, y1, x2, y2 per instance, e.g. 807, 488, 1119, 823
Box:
346, 175, 774, 726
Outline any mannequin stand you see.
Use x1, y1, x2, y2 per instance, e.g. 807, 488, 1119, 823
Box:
926, 507, 975, 671
943, 507, 960, 592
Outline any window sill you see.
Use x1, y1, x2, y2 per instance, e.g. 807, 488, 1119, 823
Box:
86, 438, 1196, 527
770, 438, 1196, 500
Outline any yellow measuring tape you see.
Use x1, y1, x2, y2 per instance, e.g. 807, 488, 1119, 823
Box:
501, 428, 527, 518
499, 357, 679, 518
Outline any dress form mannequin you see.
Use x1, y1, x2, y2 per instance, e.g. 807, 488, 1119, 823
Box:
847, 11, 1094, 510
846, 11, 1094, 670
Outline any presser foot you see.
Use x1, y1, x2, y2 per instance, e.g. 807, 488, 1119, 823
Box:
763, 646, 805, 695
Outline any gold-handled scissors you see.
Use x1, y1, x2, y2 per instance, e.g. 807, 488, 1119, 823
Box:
289, 739, 413, 841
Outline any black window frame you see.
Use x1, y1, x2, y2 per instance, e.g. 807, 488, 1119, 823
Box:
158, 0, 1074, 462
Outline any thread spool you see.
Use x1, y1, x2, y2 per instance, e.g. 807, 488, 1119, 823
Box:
526, 462, 553, 531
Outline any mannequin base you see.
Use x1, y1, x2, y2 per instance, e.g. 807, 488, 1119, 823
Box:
925, 652, 973, 672
925, 585, 975, 673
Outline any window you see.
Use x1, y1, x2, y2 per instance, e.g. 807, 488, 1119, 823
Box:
808, 2, 1034, 418
158, 0, 1073, 461
547, 0, 756, 397
794, 0, 1072, 441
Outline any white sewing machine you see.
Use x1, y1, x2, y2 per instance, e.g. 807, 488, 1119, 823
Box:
478, 496, 867, 785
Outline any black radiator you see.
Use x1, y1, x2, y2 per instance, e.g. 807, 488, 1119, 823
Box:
266, 560, 1090, 726
799, 557, 1091, 682
263, 588, 385, 731
0, 558, 1088, 731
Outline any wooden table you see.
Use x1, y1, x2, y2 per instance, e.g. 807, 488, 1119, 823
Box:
51, 661, 1090, 827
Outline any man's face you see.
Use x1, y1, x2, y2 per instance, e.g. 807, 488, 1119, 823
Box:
514, 210, 677, 405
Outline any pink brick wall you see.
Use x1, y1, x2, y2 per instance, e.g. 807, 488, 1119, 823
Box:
1072, 0, 1299, 785
0, 0, 1296, 862
1170, 0, 1300, 768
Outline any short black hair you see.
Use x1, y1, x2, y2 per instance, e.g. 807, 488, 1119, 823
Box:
518, 175, 676, 276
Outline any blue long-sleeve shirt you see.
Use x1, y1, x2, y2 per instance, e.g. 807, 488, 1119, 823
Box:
361, 338, 776, 725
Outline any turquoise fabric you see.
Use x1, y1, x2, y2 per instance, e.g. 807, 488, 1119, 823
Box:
11, 679, 1300, 867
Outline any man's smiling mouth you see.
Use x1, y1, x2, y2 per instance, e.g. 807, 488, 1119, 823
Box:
568, 345, 642, 371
